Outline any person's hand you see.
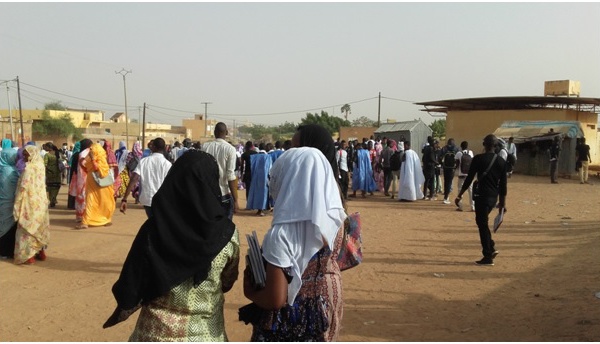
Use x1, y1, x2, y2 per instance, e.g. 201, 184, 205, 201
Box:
233, 200, 239, 214
497, 203, 507, 213
120, 200, 128, 214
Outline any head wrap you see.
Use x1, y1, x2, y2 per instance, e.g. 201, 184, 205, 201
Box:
1, 138, 12, 150
115, 141, 129, 173
388, 139, 397, 152
102, 141, 118, 178
110, 150, 235, 311
132, 141, 143, 158
263, 147, 346, 304
295, 124, 339, 181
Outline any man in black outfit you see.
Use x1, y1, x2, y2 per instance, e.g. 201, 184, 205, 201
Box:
421, 136, 436, 200
240, 141, 257, 200
455, 134, 507, 266
549, 136, 561, 184
440, 138, 458, 204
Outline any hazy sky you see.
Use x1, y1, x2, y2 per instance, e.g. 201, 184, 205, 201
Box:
2, 2, 599, 128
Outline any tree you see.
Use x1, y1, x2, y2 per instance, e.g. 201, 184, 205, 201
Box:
351, 116, 377, 127
341, 104, 351, 121
429, 119, 446, 138
33, 111, 83, 141
300, 110, 351, 135
44, 101, 67, 111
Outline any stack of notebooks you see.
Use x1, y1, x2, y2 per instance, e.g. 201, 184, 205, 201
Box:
246, 231, 266, 289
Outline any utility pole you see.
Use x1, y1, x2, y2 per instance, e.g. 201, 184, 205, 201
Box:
201, 102, 212, 137
138, 106, 141, 139
6, 83, 14, 140
115, 68, 132, 149
377, 92, 381, 128
142, 102, 146, 148
16, 76, 24, 146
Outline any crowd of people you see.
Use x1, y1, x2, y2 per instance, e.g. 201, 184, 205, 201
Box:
0, 123, 594, 340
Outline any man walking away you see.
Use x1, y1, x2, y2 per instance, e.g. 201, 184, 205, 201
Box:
549, 136, 561, 184
576, 137, 592, 184
455, 134, 507, 266
120, 138, 172, 218
506, 137, 517, 176
201, 122, 239, 220
399, 141, 425, 201
454, 141, 474, 211
441, 138, 458, 204
380, 140, 394, 196
388, 140, 403, 199
336, 140, 350, 200
421, 136, 436, 200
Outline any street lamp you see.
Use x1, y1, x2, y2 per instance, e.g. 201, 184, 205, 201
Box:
115, 68, 132, 148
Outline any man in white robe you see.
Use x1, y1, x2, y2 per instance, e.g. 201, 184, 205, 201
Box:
398, 141, 425, 201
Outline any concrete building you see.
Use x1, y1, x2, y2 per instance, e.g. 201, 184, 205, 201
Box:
416, 95, 600, 167
0, 117, 33, 145
0, 108, 105, 129
182, 114, 219, 142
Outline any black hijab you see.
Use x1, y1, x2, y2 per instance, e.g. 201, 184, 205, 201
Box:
110, 150, 235, 311
296, 124, 339, 179
69, 139, 93, 180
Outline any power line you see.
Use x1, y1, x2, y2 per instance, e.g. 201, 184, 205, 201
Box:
19, 81, 128, 108
380, 96, 415, 103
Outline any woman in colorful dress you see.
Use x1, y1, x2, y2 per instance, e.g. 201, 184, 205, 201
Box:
103, 150, 240, 341
0, 139, 19, 257
114, 141, 129, 198
125, 141, 143, 203
242, 147, 346, 342
13, 145, 50, 264
74, 139, 93, 223
75, 143, 115, 229
43, 142, 63, 207
101, 140, 121, 200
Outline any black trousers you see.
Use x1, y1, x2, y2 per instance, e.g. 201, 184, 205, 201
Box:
443, 168, 455, 199
550, 160, 558, 182
475, 195, 497, 258
382, 167, 392, 194
339, 170, 349, 199
423, 167, 435, 198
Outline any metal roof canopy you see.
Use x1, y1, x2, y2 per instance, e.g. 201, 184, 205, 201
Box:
415, 96, 600, 113
374, 120, 421, 133
493, 120, 584, 144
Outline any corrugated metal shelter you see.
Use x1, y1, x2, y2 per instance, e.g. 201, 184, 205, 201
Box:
493, 120, 584, 176
374, 119, 432, 152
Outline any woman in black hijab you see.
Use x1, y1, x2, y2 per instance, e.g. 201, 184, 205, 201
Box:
292, 124, 340, 179
103, 150, 239, 341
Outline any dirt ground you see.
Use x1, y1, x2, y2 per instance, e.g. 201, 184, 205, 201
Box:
1, 173, 599, 342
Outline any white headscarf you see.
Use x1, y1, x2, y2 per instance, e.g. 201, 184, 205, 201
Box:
262, 147, 347, 305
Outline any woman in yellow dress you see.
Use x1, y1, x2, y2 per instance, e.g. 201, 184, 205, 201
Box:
75, 143, 115, 229
13, 145, 50, 264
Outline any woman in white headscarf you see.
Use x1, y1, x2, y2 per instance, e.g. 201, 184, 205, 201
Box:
242, 146, 347, 342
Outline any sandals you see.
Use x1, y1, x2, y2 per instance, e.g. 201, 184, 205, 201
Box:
74, 224, 88, 230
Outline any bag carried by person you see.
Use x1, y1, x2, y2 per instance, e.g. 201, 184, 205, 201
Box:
459, 150, 473, 174
92, 169, 115, 187
389, 151, 402, 171
337, 212, 363, 271
58, 159, 67, 173
473, 154, 497, 199
443, 151, 456, 169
